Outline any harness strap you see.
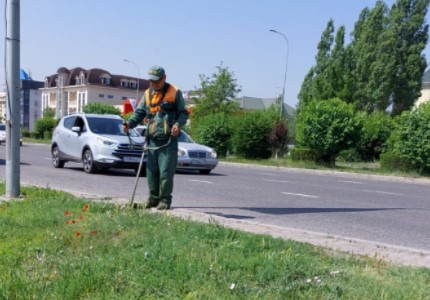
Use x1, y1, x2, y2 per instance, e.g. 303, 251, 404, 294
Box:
148, 83, 170, 113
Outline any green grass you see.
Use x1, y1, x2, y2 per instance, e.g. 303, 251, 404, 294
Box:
1, 185, 429, 299
22, 137, 51, 145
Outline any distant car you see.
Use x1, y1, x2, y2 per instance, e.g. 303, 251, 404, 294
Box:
135, 125, 218, 174
0, 124, 6, 144
51, 114, 146, 175
0, 123, 22, 146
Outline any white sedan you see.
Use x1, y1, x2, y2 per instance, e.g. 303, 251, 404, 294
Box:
135, 126, 218, 174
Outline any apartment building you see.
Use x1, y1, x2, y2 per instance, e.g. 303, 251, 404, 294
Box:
40, 67, 150, 118
0, 70, 43, 131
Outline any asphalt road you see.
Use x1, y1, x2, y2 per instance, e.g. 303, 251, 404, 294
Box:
1, 143, 429, 253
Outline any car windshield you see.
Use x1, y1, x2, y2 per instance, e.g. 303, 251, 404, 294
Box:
178, 131, 194, 143
0, 124, 5, 131
86, 117, 140, 137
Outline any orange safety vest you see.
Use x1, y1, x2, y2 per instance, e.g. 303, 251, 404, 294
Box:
145, 84, 178, 115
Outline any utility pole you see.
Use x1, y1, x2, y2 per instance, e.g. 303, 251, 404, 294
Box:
123, 59, 140, 104
270, 29, 289, 120
5, 0, 21, 198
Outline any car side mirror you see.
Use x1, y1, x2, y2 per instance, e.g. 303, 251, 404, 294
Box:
72, 126, 81, 133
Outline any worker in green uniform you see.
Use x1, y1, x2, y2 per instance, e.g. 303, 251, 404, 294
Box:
124, 66, 189, 210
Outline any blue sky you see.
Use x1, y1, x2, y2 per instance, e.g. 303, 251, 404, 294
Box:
1, 0, 429, 108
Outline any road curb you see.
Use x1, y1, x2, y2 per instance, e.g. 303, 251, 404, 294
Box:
219, 162, 430, 186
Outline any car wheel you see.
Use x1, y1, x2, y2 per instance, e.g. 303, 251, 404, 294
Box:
134, 166, 146, 177
199, 169, 212, 175
52, 146, 65, 168
83, 149, 97, 174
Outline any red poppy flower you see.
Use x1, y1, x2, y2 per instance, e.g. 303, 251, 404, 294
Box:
72, 220, 77, 224
65, 220, 70, 225
76, 232, 81, 237
82, 204, 89, 212
64, 210, 70, 216
79, 215, 84, 220
91, 231, 97, 235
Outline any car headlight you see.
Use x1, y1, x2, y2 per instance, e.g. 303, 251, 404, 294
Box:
178, 149, 187, 157
209, 149, 217, 159
96, 137, 118, 148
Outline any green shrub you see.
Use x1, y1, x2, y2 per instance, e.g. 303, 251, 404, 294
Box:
386, 102, 430, 174
380, 153, 414, 172
43, 131, 52, 140
192, 113, 232, 157
290, 148, 318, 161
34, 117, 57, 138
356, 112, 394, 161
30, 132, 39, 139
231, 110, 273, 159
337, 149, 362, 162
296, 98, 362, 166
21, 128, 30, 138
83, 102, 121, 115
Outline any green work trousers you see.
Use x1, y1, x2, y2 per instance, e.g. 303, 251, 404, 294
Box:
146, 137, 178, 205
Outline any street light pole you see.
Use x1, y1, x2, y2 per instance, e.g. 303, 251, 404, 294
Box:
123, 59, 140, 104
270, 29, 289, 120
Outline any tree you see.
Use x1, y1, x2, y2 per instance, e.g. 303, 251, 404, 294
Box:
296, 98, 362, 166
269, 120, 289, 159
351, 1, 389, 112
387, 0, 430, 115
190, 63, 241, 125
83, 102, 121, 115
298, 19, 335, 109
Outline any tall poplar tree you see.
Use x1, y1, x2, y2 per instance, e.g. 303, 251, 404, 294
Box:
351, 1, 388, 112
388, 0, 430, 115
298, 19, 335, 108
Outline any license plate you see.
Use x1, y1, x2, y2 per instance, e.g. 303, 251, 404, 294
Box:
191, 159, 204, 165
123, 156, 140, 163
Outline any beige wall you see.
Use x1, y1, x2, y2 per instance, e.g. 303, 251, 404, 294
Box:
415, 87, 430, 107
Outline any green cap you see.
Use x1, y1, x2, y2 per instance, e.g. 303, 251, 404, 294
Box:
148, 65, 165, 81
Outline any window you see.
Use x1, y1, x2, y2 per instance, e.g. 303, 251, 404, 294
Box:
121, 79, 129, 87
108, 95, 114, 99
99, 94, 105, 98
63, 116, 77, 130
100, 73, 111, 85
80, 72, 85, 84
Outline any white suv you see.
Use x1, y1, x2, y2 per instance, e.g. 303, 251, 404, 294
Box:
51, 113, 146, 175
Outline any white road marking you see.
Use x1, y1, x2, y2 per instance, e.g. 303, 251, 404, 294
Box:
363, 190, 402, 196
260, 173, 278, 176
282, 192, 319, 198
263, 179, 289, 183
339, 180, 363, 184
188, 179, 213, 184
